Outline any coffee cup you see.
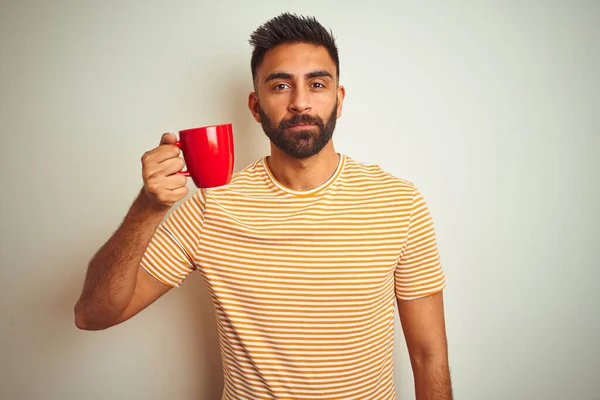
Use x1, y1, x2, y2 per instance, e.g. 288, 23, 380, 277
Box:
174, 123, 234, 188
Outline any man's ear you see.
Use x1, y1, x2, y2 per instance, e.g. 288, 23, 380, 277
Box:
336, 85, 346, 119
248, 92, 261, 123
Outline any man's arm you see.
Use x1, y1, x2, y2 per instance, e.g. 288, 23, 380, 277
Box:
74, 190, 174, 330
397, 291, 452, 400
74, 133, 188, 330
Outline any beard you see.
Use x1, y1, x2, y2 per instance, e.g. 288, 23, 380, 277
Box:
258, 100, 338, 159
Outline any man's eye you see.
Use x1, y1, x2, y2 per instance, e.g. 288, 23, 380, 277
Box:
274, 83, 289, 90
312, 82, 325, 89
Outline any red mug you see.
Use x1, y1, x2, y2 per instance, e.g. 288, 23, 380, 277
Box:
174, 124, 234, 188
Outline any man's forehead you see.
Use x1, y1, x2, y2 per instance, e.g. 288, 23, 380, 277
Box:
257, 43, 336, 80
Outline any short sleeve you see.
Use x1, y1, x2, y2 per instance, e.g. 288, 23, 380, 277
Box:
140, 189, 207, 288
395, 185, 446, 300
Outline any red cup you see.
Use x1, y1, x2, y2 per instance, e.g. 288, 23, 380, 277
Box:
174, 124, 234, 188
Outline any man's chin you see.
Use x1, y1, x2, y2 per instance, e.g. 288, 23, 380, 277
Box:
275, 141, 319, 159
289, 129, 317, 141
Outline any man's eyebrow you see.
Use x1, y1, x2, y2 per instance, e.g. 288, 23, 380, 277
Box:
263, 70, 334, 83
264, 72, 293, 83
305, 70, 333, 80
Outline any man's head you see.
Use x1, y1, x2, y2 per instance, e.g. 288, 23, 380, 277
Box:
247, 13, 345, 159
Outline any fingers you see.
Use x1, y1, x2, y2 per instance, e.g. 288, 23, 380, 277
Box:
140, 132, 190, 208
142, 157, 186, 181
162, 173, 188, 190
160, 132, 178, 145
167, 186, 189, 199
142, 143, 181, 165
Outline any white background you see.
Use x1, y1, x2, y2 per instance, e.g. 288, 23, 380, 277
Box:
1, 1, 598, 399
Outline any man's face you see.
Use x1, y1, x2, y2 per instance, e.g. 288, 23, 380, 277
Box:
249, 42, 345, 159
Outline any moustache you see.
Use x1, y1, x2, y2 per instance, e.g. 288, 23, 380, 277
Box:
279, 114, 324, 130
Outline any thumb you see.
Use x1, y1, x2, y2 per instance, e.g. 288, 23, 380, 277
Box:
160, 132, 178, 145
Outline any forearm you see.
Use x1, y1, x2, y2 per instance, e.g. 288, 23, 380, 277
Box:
412, 355, 453, 400
74, 189, 169, 328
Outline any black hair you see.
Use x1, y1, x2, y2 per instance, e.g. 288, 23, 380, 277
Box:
249, 13, 340, 85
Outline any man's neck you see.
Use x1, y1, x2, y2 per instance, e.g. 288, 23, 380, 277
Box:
266, 143, 340, 192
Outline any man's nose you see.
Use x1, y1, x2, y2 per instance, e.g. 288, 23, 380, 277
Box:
289, 86, 311, 114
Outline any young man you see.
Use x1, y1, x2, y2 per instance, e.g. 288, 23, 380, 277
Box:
74, 13, 452, 400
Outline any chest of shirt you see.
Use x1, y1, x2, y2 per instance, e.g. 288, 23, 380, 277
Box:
195, 194, 409, 279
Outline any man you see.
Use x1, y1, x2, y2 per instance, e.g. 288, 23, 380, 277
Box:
74, 13, 452, 400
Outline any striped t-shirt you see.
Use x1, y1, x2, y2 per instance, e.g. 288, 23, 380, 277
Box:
141, 154, 446, 399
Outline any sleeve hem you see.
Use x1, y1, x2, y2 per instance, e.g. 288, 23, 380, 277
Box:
396, 283, 446, 301
140, 263, 181, 289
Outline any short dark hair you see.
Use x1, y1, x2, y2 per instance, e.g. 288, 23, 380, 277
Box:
249, 13, 340, 85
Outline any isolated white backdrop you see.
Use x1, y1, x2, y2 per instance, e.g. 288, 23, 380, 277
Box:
1, 1, 598, 399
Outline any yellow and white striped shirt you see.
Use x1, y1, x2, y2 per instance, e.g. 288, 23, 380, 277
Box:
141, 154, 446, 399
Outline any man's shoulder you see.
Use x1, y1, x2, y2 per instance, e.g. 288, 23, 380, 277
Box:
343, 155, 416, 191
203, 157, 267, 197
231, 157, 266, 181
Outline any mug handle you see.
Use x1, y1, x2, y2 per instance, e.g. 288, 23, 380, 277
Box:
173, 140, 190, 177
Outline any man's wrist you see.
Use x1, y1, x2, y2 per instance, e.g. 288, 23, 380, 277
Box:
126, 188, 170, 223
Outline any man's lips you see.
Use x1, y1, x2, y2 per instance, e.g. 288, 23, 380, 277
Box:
287, 123, 316, 130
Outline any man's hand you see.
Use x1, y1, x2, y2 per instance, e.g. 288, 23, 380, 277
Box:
141, 133, 188, 209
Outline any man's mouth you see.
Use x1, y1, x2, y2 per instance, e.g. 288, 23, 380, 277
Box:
288, 123, 316, 129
